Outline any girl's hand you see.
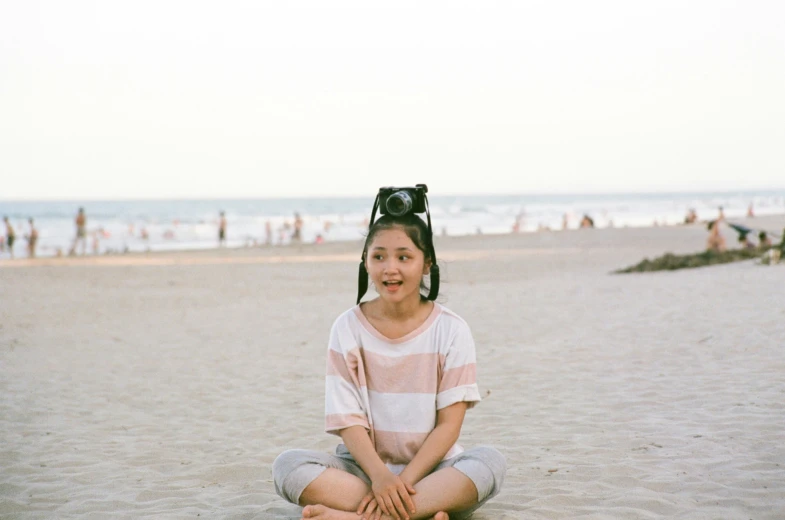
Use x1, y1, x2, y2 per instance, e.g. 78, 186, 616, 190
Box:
370, 473, 416, 520
356, 492, 381, 520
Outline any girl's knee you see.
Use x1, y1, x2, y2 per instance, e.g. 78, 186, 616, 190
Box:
475, 446, 507, 477
461, 446, 506, 499
272, 449, 323, 504
272, 449, 316, 490
273, 449, 308, 476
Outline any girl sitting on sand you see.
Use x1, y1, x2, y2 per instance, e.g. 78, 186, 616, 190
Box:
273, 211, 506, 520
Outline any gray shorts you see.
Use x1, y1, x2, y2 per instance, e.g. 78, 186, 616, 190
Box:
273, 445, 506, 519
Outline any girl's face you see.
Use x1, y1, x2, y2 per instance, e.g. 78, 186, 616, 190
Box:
365, 227, 430, 304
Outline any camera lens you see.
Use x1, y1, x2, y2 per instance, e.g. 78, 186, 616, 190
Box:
386, 192, 413, 216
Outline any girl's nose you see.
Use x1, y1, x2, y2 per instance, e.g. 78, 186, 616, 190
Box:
383, 260, 399, 273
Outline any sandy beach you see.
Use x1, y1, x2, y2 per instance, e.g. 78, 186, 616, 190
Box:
2, 217, 784, 519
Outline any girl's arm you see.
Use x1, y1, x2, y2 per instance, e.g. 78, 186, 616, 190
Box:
339, 425, 389, 482
398, 401, 468, 487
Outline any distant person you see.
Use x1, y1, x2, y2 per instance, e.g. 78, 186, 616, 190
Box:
91, 229, 101, 255
26, 218, 38, 258
747, 203, 755, 218
292, 212, 303, 243
218, 211, 227, 247
684, 208, 698, 224
738, 232, 755, 250
580, 215, 594, 228
758, 231, 772, 249
70, 207, 88, 256
562, 213, 569, 230
512, 211, 525, 233
3, 216, 15, 259
140, 226, 150, 252
265, 220, 273, 246
717, 206, 725, 221
706, 220, 726, 252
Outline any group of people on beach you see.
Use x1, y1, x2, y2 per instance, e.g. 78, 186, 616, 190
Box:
704, 205, 776, 253
218, 211, 314, 248
1, 207, 92, 259
0, 205, 330, 259
2, 216, 37, 259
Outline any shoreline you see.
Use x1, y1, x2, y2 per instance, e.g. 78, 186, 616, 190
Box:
2, 214, 781, 269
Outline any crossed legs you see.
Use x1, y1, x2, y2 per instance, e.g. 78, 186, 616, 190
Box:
299, 466, 477, 520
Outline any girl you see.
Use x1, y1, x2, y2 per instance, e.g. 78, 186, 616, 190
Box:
273, 212, 505, 520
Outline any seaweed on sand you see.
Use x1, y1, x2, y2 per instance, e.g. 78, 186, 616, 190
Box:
616, 227, 785, 273
615, 248, 766, 273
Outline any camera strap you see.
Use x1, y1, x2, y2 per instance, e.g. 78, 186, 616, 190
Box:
423, 195, 440, 301
356, 195, 380, 304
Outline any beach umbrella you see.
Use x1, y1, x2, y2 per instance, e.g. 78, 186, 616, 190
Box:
727, 222, 782, 240
728, 223, 752, 237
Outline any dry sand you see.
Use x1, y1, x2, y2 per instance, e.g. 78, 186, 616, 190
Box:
2, 217, 784, 519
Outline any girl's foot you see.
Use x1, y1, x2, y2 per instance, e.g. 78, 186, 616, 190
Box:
301, 504, 359, 520
301, 504, 449, 520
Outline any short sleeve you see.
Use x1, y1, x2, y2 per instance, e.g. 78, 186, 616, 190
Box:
436, 321, 482, 410
324, 318, 370, 435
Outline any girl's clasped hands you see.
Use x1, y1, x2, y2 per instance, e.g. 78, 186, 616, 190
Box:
356, 472, 416, 520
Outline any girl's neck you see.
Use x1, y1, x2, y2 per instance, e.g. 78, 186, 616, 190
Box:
374, 295, 428, 321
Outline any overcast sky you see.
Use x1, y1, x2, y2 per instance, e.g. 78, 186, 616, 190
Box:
1, 1, 784, 200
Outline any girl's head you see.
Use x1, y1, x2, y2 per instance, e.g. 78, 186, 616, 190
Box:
359, 213, 439, 303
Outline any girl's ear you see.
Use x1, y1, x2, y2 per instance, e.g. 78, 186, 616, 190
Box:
423, 257, 432, 275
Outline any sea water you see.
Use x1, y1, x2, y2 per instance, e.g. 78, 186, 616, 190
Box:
1, 191, 783, 257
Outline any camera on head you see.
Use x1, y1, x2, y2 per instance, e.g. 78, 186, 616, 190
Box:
378, 184, 428, 217
356, 183, 440, 304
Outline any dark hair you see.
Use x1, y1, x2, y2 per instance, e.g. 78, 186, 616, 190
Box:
361, 213, 436, 300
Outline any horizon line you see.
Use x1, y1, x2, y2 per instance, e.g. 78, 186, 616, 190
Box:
3, 187, 785, 203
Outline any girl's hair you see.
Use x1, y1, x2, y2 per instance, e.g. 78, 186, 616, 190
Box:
362, 213, 436, 300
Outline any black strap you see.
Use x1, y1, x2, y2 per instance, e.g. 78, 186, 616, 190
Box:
356, 195, 380, 304
423, 194, 440, 301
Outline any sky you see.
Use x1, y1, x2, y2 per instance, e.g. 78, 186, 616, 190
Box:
1, 0, 784, 200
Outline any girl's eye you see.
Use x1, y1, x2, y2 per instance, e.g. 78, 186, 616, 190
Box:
373, 254, 384, 260
399, 255, 409, 261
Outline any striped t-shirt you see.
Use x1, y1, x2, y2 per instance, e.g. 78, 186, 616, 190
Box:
325, 303, 481, 474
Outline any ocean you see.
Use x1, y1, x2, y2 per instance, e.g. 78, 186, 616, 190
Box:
1, 191, 784, 257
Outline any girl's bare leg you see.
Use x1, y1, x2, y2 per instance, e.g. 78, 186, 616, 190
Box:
299, 468, 369, 511
299, 467, 474, 520
301, 506, 449, 520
